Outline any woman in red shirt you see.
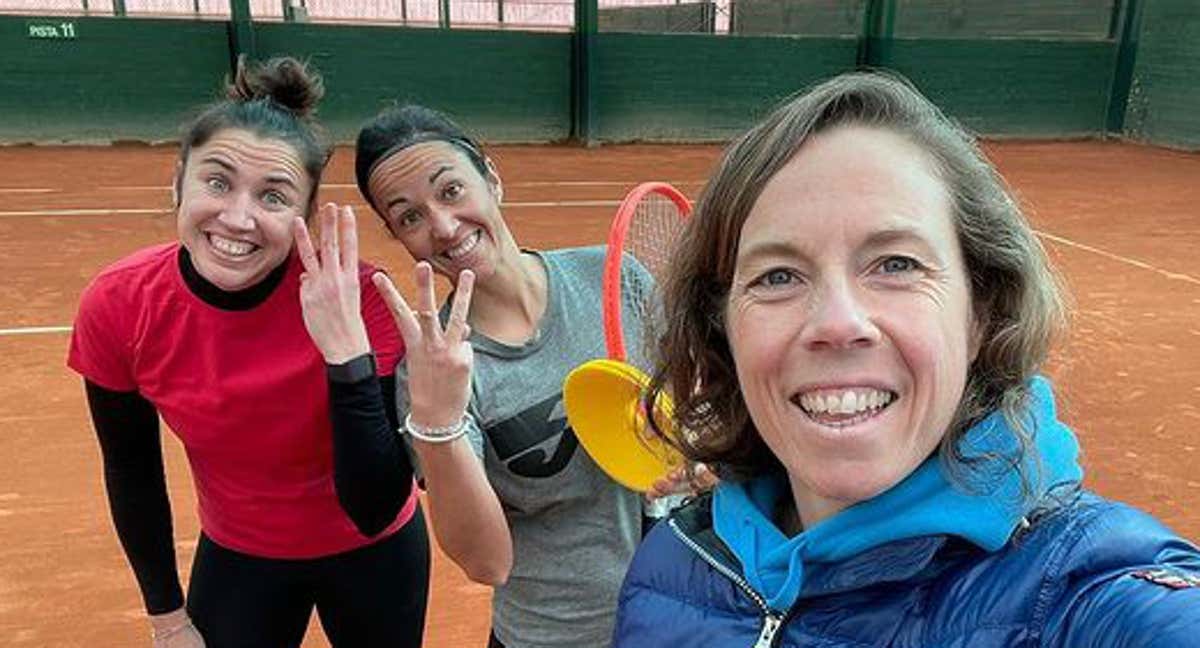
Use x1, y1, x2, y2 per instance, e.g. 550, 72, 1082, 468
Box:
68, 57, 427, 647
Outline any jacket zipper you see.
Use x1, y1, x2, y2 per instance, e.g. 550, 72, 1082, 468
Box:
668, 518, 786, 647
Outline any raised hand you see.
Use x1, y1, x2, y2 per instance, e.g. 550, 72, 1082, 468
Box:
372, 263, 475, 430
294, 203, 372, 364
645, 462, 718, 500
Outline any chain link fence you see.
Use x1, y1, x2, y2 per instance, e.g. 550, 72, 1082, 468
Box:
0, 0, 1118, 35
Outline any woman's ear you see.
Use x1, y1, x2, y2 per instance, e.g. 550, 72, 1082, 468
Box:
484, 157, 504, 204
968, 300, 988, 364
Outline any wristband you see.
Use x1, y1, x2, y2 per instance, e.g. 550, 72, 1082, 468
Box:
327, 353, 377, 384
404, 412, 471, 443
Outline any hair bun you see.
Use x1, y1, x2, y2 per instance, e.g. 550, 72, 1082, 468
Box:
227, 56, 324, 119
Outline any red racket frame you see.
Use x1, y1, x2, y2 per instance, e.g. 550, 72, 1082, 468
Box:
601, 182, 692, 362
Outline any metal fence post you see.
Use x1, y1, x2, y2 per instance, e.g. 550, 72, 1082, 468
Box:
572, 0, 598, 144
113, 0, 126, 16
858, 0, 895, 67
1107, 0, 1144, 134
440, 0, 451, 28
229, 0, 257, 64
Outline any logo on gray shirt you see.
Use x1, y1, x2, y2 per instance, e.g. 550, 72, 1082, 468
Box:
489, 394, 579, 478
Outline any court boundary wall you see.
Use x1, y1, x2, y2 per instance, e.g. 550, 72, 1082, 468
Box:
1, 0, 1193, 148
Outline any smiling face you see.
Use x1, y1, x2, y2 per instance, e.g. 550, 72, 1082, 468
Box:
725, 125, 980, 525
176, 128, 311, 291
366, 140, 509, 282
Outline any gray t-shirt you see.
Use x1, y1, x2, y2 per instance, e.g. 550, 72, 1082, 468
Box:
397, 247, 649, 648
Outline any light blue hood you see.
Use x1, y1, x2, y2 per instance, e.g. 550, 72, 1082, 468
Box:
713, 376, 1083, 612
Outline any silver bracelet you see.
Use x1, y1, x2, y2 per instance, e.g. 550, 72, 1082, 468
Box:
404, 412, 471, 443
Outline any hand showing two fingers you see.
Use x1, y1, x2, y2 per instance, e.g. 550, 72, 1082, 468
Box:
373, 262, 476, 430
294, 203, 372, 365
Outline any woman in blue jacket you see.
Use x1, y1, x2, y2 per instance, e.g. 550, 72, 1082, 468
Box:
614, 71, 1200, 647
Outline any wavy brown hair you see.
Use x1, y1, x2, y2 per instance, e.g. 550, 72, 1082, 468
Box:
646, 71, 1067, 488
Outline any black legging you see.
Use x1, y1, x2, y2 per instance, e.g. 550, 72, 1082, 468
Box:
187, 507, 430, 648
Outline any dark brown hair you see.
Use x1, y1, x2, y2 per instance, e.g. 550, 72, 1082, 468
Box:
647, 71, 1067, 488
354, 104, 488, 215
177, 56, 329, 213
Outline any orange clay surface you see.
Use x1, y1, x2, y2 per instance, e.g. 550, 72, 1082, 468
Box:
0, 141, 1198, 646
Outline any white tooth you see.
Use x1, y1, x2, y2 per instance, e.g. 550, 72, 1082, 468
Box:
447, 231, 480, 259
800, 394, 813, 412
869, 391, 881, 409
821, 394, 836, 413
839, 391, 856, 414
812, 394, 827, 414
856, 391, 867, 412
805, 394, 821, 413
211, 234, 252, 256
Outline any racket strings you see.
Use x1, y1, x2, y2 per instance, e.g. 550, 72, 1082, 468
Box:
621, 193, 687, 373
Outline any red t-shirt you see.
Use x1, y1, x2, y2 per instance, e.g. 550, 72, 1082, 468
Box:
68, 242, 415, 559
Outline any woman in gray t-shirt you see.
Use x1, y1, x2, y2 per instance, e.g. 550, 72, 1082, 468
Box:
353, 104, 647, 648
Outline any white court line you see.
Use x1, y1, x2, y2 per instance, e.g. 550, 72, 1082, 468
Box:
96, 185, 170, 191
504, 200, 621, 208
0, 326, 72, 336
1, 230, 1194, 336
0, 188, 56, 194
1035, 230, 1200, 287
0, 208, 166, 217
507, 180, 705, 187
98, 180, 707, 191
0, 202, 619, 217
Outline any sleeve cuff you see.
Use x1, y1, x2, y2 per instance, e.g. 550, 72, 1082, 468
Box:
326, 353, 377, 384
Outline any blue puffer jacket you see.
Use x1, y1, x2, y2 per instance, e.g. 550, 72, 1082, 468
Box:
616, 492, 1200, 647
614, 380, 1200, 647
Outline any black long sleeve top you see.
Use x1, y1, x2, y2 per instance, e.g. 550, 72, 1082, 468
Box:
81, 249, 411, 614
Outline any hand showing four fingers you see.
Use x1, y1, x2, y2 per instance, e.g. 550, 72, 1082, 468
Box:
373, 263, 476, 430
294, 204, 372, 365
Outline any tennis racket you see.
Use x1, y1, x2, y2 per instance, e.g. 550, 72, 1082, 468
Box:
564, 182, 691, 492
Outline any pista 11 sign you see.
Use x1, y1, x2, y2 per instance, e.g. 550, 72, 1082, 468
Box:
28, 21, 78, 39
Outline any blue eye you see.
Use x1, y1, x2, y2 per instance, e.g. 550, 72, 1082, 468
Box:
879, 256, 920, 274
753, 268, 797, 289
206, 176, 229, 192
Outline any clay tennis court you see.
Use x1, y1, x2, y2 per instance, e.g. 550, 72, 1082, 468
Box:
1, 140, 1198, 646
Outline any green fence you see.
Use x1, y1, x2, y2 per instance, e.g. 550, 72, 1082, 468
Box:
0, 0, 1194, 148
1123, 0, 1200, 150
593, 33, 855, 140
878, 39, 1117, 137
0, 15, 228, 141
253, 22, 572, 142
